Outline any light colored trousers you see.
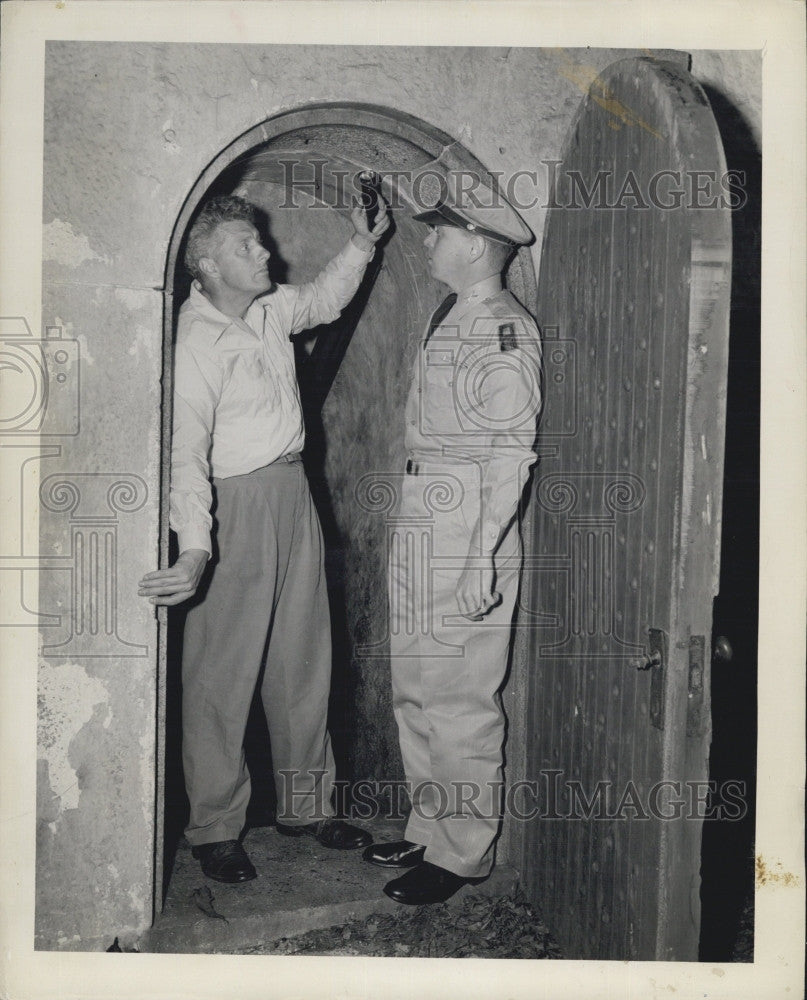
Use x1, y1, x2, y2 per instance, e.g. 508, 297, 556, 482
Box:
388, 462, 521, 878
181, 458, 335, 846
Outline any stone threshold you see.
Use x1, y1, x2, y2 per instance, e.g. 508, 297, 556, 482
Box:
141, 818, 519, 954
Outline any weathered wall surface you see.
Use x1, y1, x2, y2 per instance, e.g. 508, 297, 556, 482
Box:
35, 278, 161, 949
39, 41, 760, 948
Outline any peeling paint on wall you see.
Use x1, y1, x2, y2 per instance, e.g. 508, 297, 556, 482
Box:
37, 659, 110, 814
51, 314, 95, 367
138, 727, 154, 823
43, 218, 112, 269
115, 289, 160, 366
125, 325, 158, 364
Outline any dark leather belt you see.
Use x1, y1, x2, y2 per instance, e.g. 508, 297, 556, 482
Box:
272, 452, 302, 465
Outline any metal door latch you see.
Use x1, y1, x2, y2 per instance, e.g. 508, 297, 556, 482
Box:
647, 628, 667, 731
628, 630, 666, 729
687, 635, 706, 737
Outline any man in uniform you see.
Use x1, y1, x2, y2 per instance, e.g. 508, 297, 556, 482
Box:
363, 175, 542, 904
139, 191, 389, 883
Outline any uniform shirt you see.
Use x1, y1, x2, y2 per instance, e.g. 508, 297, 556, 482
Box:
404, 275, 543, 553
171, 239, 374, 555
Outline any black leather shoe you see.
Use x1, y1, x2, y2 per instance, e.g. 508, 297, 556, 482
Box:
191, 840, 257, 883
383, 861, 480, 905
362, 839, 426, 869
275, 818, 372, 850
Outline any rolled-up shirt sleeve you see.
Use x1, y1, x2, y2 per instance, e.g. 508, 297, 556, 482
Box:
286, 239, 374, 335
170, 337, 223, 556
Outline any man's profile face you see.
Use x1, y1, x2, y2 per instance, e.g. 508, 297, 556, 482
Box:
204, 220, 273, 297
423, 223, 474, 289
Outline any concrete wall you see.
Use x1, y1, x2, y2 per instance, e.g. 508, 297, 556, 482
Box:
38, 41, 761, 949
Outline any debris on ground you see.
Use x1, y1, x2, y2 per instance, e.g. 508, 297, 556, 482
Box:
231, 889, 563, 958
106, 936, 139, 952
192, 885, 229, 923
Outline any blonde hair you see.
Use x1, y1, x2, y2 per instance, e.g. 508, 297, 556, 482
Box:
184, 195, 257, 281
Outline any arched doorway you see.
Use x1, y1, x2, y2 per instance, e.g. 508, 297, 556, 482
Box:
155, 103, 539, 900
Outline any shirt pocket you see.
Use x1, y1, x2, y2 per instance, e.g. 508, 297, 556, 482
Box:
422, 346, 461, 436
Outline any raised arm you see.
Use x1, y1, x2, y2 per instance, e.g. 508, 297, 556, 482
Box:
285, 196, 390, 335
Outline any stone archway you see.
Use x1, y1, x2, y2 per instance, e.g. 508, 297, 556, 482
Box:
156, 103, 539, 901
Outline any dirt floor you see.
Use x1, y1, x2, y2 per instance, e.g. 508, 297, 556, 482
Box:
226, 886, 754, 960
229, 889, 563, 958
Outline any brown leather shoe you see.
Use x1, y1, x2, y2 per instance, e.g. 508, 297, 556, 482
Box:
191, 840, 257, 883
383, 861, 481, 905
275, 817, 372, 850
362, 839, 426, 869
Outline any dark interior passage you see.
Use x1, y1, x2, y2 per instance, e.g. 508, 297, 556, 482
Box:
698, 82, 761, 963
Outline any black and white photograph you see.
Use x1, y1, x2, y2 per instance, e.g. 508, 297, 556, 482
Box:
0, 2, 803, 998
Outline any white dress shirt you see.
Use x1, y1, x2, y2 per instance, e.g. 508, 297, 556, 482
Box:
170, 238, 374, 555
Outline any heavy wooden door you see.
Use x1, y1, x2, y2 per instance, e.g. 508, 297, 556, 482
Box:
520, 58, 732, 960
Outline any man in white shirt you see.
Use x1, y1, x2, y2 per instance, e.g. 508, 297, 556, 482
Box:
139, 192, 389, 883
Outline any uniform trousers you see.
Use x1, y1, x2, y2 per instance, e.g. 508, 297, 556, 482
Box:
388, 461, 521, 878
181, 458, 335, 846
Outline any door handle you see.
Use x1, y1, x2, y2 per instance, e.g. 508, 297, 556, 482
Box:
636, 650, 662, 671
713, 635, 733, 662
646, 628, 667, 731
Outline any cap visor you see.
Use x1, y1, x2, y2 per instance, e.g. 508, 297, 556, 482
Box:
411, 209, 450, 226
